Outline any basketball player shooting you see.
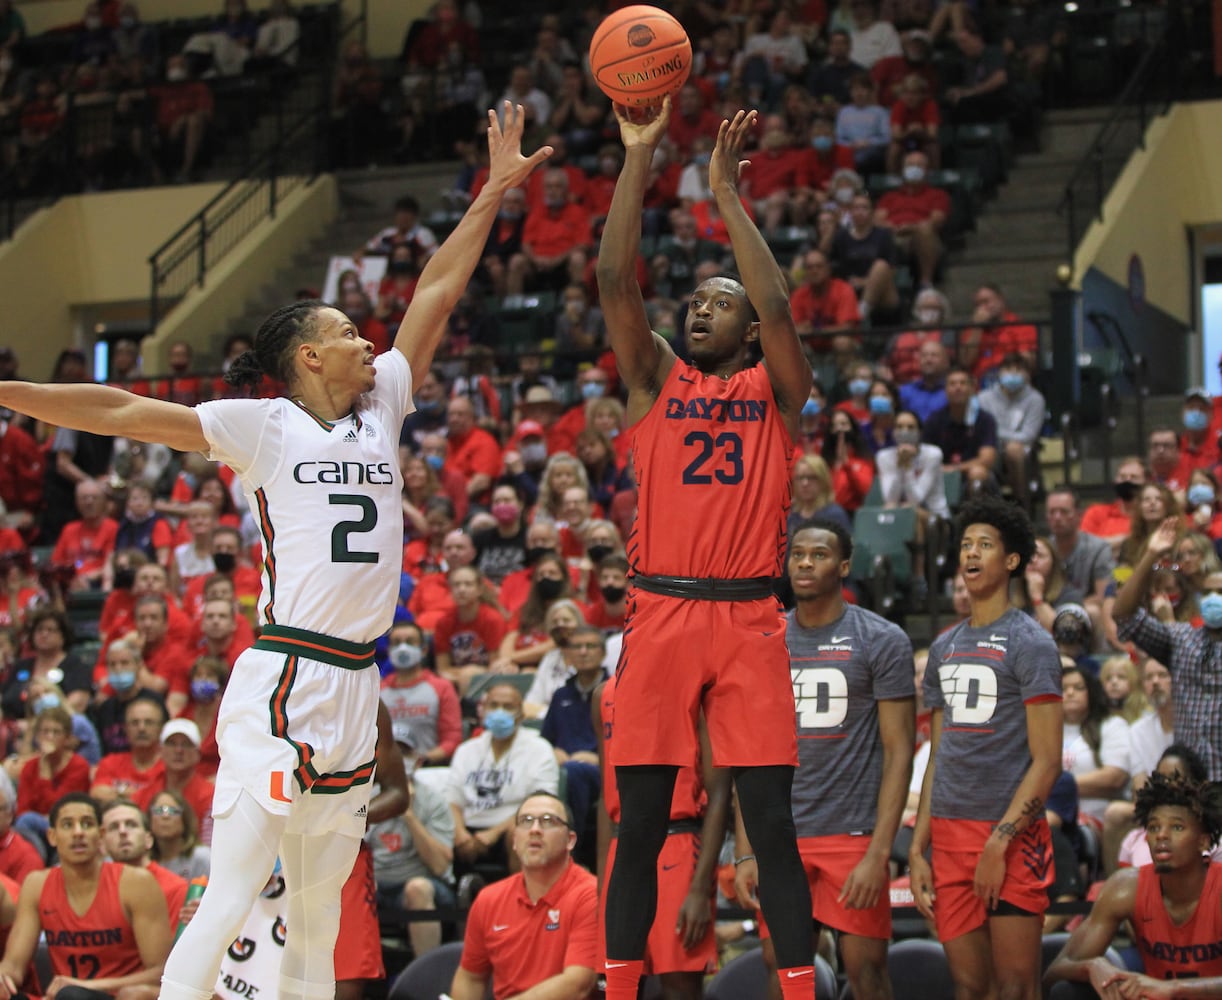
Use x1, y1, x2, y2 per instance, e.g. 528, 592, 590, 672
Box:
596, 97, 817, 1000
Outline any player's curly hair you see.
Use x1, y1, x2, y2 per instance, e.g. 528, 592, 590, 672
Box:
956, 494, 1035, 577
224, 299, 327, 389
791, 517, 854, 564
1134, 770, 1222, 848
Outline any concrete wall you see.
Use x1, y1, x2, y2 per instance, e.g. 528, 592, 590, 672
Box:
1074, 101, 1222, 325
16, 0, 424, 58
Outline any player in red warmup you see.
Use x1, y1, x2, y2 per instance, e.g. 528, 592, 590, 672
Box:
1044, 771, 1222, 998
596, 97, 815, 1000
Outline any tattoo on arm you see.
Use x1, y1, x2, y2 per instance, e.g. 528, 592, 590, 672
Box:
994, 822, 1018, 841
994, 798, 1045, 842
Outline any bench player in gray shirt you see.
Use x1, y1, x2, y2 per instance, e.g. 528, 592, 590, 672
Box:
910, 495, 1063, 1000
735, 521, 914, 1000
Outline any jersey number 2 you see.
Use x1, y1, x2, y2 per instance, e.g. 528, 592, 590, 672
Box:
682, 431, 744, 485
330, 494, 378, 564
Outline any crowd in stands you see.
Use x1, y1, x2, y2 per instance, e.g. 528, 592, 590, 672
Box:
0, 0, 1216, 995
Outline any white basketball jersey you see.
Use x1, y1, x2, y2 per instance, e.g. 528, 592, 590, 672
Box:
196, 350, 413, 644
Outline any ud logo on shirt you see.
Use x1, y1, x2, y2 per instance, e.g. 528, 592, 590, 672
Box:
546, 908, 561, 931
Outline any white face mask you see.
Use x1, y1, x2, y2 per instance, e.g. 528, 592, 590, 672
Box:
167, 67, 188, 82
915, 307, 941, 324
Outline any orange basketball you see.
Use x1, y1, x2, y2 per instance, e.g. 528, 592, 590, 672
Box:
588, 5, 692, 107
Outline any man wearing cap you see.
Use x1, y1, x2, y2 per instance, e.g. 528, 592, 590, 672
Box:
1147, 426, 1194, 499
449, 791, 598, 1000
518, 384, 574, 457
379, 621, 463, 768
503, 420, 550, 505
445, 397, 503, 507
132, 718, 215, 845
1180, 388, 1218, 473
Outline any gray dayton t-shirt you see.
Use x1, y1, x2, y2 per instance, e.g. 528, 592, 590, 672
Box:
924, 607, 1062, 822
788, 604, 915, 837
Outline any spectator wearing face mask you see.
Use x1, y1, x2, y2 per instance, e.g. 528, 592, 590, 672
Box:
874, 149, 948, 291
1181, 388, 1219, 473
875, 409, 948, 587
978, 353, 1046, 511
380, 621, 462, 767
1080, 457, 1147, 560
886, 287, 952, 385
1052, 604, 1101, 676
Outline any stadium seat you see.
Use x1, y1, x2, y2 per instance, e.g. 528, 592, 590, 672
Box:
1042, 932, 1128, 976
705, 947, 836, 1000
886, 938, 954, 1000
851, 505, 917, 582
464, 672, 534, 703
387, 940, 465, 1000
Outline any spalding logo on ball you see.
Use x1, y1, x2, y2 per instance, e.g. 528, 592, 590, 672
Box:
589, 4, 692, 107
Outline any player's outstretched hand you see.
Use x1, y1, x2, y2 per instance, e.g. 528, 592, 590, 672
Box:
708, 110, 756, 192
1146, 516, 1179, 560
612, 95, 671, 151
907, 852, 936, 920
486, 102, 554, 192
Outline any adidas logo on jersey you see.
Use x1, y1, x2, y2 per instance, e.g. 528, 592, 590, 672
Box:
343, 428, 358, 442
354, 803, 367, 818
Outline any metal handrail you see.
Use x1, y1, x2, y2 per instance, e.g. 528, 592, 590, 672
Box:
1057, 31, 1173, 261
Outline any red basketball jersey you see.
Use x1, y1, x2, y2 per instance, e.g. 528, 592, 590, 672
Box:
1134, 863, 1222, 980
600, 683, 707, 824
40, 862, 144, 982
629, 361, 793, 579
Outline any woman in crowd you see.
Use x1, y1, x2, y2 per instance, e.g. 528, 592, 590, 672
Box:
433, 564, 508, 696
149, 788, 212, 880
533, 453, 591, 524
794, 380, 829, 457
15, 704, 91, 860
822, 408, 874, 515
789, 453, 850, 536
862, 378, 898, 454
1017, 536, 1086, 633
885, 287, 951, 385
522, 599, 587, 719
491, 551, 578, 673
400, 451, 444, 542
1097, 654, 1147, 724
1061, 663, 1131, 828
2, 608, 90, 717
402, 495, 455, 580
177, 654, 228, 779
1117, 482, 1180, 574
1184, 468, 1222, 540
575, 428, 630, 514
1171, 529, 1221, 614
874, 407, 948, 589
586, 395, 630, 466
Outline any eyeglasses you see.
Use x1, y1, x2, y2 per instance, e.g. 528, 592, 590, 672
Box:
151, 805, 183, 817
515, 813, 569, 830
570, 642, 603, 650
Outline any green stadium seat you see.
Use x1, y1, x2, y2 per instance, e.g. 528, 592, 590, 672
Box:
465, 672, 534, 704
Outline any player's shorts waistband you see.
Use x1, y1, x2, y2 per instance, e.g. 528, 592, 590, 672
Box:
632, 574, 774, 601
253, 625, 377, 670
611, 817, 703, 837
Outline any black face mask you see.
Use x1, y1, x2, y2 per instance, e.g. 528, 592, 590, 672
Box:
587, 544, 614, 565
536, 577, 565, 600
1114, 481, 1140, 502
212, 552, 237, 573
600, 584, 626, 604
525, 546, 554, 566
113, 567, 135, 590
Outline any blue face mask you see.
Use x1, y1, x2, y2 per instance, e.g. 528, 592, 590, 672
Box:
32, 694, 59, 714
1188, 484, 1215, 508
999, 372, 1026, 393
1184, 409, 1210, 432
424, 454, 444, 472
1201, 592, 1222, 629
484, 708, 517, 740
109, 671, 136, 693
801, 398, 821, 418
190, 678, 221, 702
849, 378, 871, 397
811, 135, 833, 153
868, 395, 892, 415
581, 382, 605, 400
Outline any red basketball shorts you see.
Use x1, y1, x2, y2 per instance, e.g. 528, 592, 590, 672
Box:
930, 817, 1053, 942
611, 590, 797, 768
601, 832, 718, 975
758, 834, 892, 940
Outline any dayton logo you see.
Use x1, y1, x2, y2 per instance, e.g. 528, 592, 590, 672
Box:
627, 24, 655, 47
546, 908, 561, 930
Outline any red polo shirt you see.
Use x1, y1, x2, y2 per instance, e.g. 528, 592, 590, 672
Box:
791, 279, 860, 332
459, 859, 598, 1000
876, 183, 950, 226
522, 204, 593, 260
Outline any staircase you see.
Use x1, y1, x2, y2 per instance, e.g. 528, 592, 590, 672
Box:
942, 106, 1149, 319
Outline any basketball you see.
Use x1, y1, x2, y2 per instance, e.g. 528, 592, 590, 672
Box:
588, 5, 692, 107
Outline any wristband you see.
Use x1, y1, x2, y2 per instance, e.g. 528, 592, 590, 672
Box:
733, 854, 756, 866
